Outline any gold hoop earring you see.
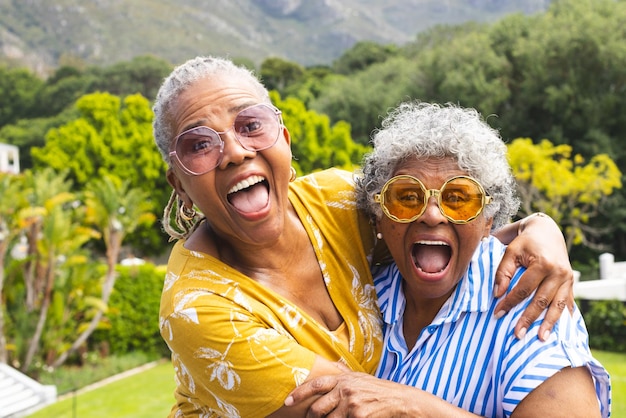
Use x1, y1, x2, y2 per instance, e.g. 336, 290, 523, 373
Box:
289, 166, 297, 182
179, 203, 196, 221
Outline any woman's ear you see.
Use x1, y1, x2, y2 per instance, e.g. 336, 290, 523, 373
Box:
281, 125, 291, 147
167, 167, 191, 206
483, 217, 494, 238
375, 217, 382, 233
373, 218, 393, 264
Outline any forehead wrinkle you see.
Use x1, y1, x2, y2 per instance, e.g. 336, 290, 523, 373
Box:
179, 119, 208, 134
230, 101, 258, 113
178, 101, 259, 134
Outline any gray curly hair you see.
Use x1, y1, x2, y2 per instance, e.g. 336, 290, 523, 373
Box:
355, 101, 520, 231
153, 55, 270, 166
152, 56, 271, 240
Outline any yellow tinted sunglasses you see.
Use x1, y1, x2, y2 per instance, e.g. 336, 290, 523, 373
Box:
375, 175, 492, 224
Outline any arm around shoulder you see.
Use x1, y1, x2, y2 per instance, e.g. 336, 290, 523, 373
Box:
267, 356, 347, 418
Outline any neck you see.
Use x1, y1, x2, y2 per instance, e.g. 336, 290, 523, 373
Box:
402, 284, 455, 351
199, 206, 309, 278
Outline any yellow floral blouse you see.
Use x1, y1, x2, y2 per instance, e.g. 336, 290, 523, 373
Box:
159, 168, 383, 417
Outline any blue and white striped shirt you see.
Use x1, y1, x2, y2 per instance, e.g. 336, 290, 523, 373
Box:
374, 236, 611, 417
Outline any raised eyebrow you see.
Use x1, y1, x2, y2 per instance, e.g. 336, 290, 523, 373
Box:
178, 121, 209, 135
178, 102, 262, 134
229, 102, 258, 114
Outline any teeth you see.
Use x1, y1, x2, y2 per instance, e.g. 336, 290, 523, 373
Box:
416, 266, 447, 273
414, 240, 449, 272
416, 240, 449, 246
228, 175, 265, 194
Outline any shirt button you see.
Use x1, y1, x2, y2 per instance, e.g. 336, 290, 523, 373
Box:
427, 325, 437, 333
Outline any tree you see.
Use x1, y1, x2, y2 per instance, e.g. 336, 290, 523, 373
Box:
1, 57, 171, 172
52, 174, 155, 367
507, 138, 622, 252
494, 0, 626, 156
332, 41, 398, 75
0, 169, 156, 371
260, 57, 305, 94
311, 56, 420, 144
283, 65, 334, 107
0, 113, 76, 171
18, 168, 74, 312
17, 168, 99, 371
32, 66, 95, 118
415, 30, 511, 115
0, 66, 43, 127
87, 55, 173, 101
492, 0, 626, 259
406, 22, 487, 55
271, 92, 369, 175
31, 92, 166, 194
30, 92, 169, 255
0, 172, 27, 363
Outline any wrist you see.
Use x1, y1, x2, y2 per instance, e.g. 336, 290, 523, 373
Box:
518, 212, 549, 236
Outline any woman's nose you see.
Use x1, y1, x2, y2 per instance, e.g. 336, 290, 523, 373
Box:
217, 131, 256, 169
419, 196, 447, 226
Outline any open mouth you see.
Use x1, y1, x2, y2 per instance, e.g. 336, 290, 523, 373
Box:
227, 175, 270, 213
411, 240, 451, 273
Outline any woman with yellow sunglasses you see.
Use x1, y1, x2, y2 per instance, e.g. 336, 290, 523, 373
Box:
286, 101, 611, 417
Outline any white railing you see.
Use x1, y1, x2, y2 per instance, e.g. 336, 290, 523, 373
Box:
574, 253, 626, 301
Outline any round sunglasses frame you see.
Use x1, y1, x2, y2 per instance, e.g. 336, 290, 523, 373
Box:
374, 175, 493, 224
169, 103, 283, 176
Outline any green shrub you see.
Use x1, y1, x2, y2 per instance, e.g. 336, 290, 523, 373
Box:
580, 299, 626, 352
92, 263, 169, 357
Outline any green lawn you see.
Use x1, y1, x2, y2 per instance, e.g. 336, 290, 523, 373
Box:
28, 360, 176, 418
28, 350, 624, 417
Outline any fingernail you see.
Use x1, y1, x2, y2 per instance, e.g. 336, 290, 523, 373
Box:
284, 395, 294, 406
542, 330, 550, 341
517, 327, 527, 339
494, 310, 505, 319
493, 284, 499, 297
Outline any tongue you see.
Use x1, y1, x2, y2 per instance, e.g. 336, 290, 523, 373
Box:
413, 244, 450, 273
229, 183, 269, 213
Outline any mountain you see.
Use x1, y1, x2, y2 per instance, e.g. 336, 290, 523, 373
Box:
0, 0, 550, 75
